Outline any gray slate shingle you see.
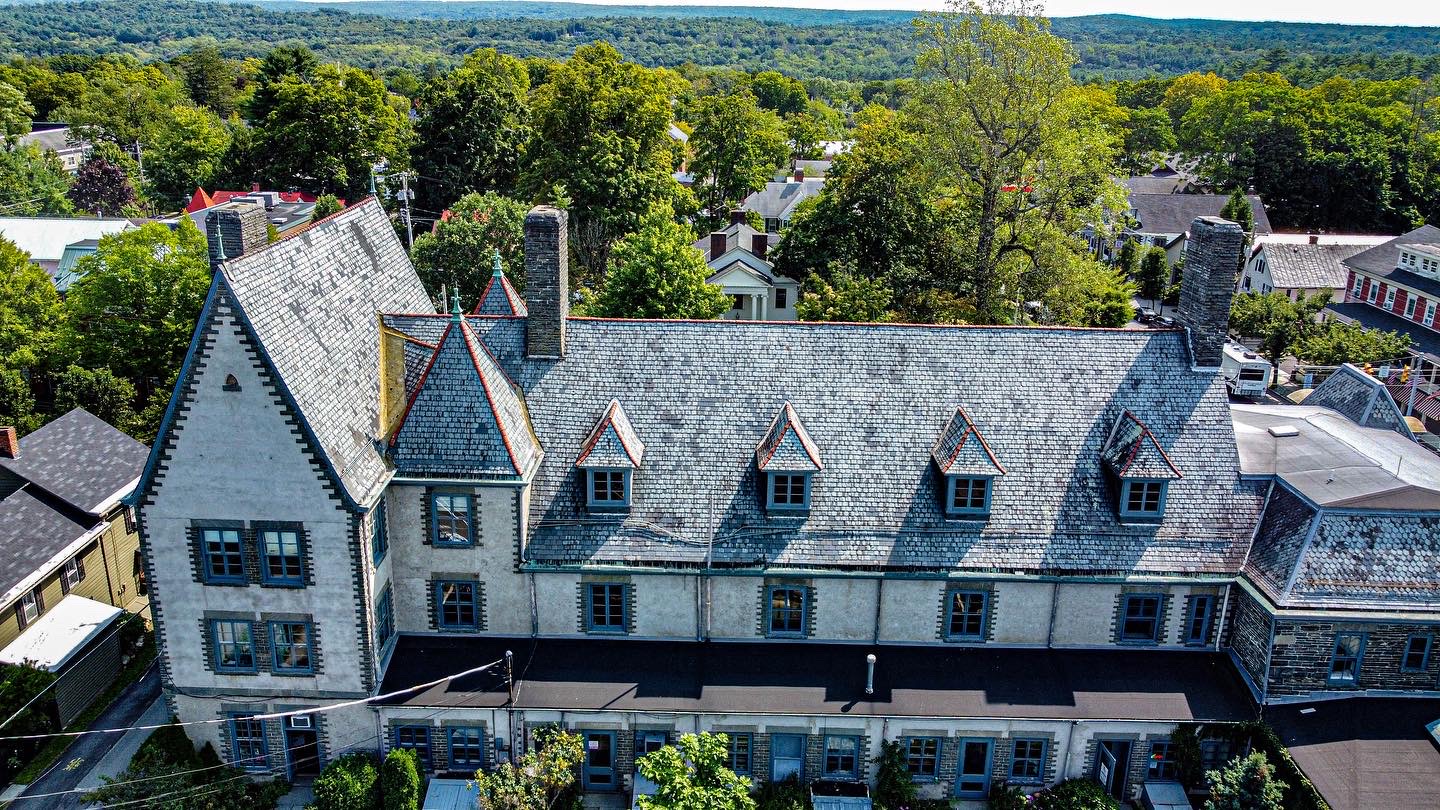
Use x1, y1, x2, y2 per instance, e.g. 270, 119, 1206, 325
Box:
1260, 242, 1370, 290
0, 488, 93, 597
1303, 365, 1411, 438
0, 408, 148, 514
1129, 194, 1273, 236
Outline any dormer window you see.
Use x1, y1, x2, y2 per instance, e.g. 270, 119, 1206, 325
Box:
1121, 480, 1167, 519
755, 403, 823, 515
1101, 410, 1181, 522
576, 400, 645, 513
931, 406, 1005, 519
767, 472, 811, 510
587, 470, 630, 508
946, 476, 992, 517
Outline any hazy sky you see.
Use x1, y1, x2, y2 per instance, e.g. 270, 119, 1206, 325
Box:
532, 0, 1440, 27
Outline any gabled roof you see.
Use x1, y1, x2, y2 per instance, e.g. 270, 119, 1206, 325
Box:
1257, 241, 1375, 290
740, 178, 826, 221
1127, 193, 1272, 237
576, 400, 645, 469
0, 408, 147, 515
472, 253, 527, 317
931, 407, 1006, 476
1101, 410, 1182, 480
0, 488, 95, 602
755, 402, 822, 472
390, 315, 541, 479
1341, 225, 1440, 300
1302, 364, 1413, 439
693, 222, 769, 262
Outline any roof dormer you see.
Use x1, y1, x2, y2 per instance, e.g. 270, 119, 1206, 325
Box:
1398, 244, 1440, 280
756, 402, 821, 512
931, 407, 1005, 518
576, 400, 644, 510
1101, 410, 1181, 521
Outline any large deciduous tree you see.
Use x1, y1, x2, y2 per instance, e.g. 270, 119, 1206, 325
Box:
636, 733, 755, 810
1203, 752, 1285, 810
0, 81, 34, 146
67, 153, 137, 216
587, 205, 730, 320
0, 144, 74, 216
412, 49, 531, 205
688, 90, 788, 226
144, 104, 231, 208
0, 237, 63, 371
409, 191, 528, 303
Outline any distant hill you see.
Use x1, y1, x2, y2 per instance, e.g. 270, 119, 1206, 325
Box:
1, 0, 1437, 82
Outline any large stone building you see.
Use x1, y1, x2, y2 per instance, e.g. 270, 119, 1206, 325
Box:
135, 201, 1439, 805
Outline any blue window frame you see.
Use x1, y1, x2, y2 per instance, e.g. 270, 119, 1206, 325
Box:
946, 476, 992, 517
431, 492, 474, 547
904, 736, 941, 779
1183, 595, 1215, 646
269, 621, 314, 674
1148, 741, 1177, 781
376, 584, 395, 650
584, 583, 628, 633
1120, 480, 1167, 519
767, 586, 807, 637
771, 734, 805, 781
945, 589, 989, 641
230, 715, 268, 770
448, 726, 485, 769
727, 732, 753, 775
211, 620, 256, 673
766, 473, 811, 511
822, 735, 860, 778
395, 726, 432, 770
259, 529, 304, 586
1328, 632, 1365, 685
1403, 634, 1432, 672
1009, 738, 1046, 784
587, 470, 630, 508
200, 528, 245, 584
1119, 594, 1164, 643
372, 501, 388, 565
435, 580, 479, 630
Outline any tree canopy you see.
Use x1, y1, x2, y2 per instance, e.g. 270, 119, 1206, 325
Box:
636, 733, 755, 810
587, 205, 730, 319
411, 49, 531, 207
688, 90, 789, 226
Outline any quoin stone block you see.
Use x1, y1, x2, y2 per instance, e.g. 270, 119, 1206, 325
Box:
525, 205, 569, 358
1177, 215, 1245, 367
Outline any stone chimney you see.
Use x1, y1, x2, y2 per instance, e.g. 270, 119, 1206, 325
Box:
525, 206, 568, 359
0, 426, 16, 459
752, 233, 768, 260
730, 209, 747, 226
1177, 216, 1245, 368
1308, 233, 1319, 245
206, 202, 269, 267
710, 231, 728, 259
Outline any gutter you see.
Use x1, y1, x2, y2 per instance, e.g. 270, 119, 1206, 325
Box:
0, 521, 107, 607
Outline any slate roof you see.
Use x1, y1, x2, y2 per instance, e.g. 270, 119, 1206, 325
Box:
211, 198, 433, 507
576, 401, 645, 470
1100, 411, 1182, 480
755, 402, 823, 472
472, 254, 527, 317
0, 488, 94, 602
0, 409, 147, 515
1127, 194, 1272, 236
931, 407, 1005, 476
380, 315, 1264, 575
1341, 225, 1440, 299
1258, 241, 1371, 290
1301, 364, 1413, 439
740, 178, 826, 221
693, 222, 770, 262
390, 316, 541, 480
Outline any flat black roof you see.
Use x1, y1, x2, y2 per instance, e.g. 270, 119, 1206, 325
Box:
378, 636, 1256, 723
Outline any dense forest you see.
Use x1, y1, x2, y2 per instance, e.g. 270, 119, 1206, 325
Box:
0, 0, 1438, 82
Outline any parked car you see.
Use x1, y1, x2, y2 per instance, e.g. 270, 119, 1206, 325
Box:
1135, 306, 1159, 324
1156, 315, 1177, 327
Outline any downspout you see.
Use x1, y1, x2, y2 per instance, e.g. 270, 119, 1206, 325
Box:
1063, 720, 1079, 779
1046, 581, 1060, 648
528, 572, 539, 637
97, 525, 117, 607
872, 578, 885, 644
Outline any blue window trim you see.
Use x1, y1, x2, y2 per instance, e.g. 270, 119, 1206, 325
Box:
944, 476, 993, 517
257, 527, 305, 587
821, 734, 861, 778
770, 733, 806, 781
902, 735, 942, 781
766, 472, 812, 511
395, 725, 433, 771
944, 588, 989, 642
1183, 594, 1215, 646
766, 585, 808, 637
1148, 740, 1178, 782
583, 582, 629, 634
199, 527, 246, 585
1008, 738, 1047, 784
1119, 479, 1168, 520
372, 501, 388, 566
434, 579, 480, 630
586, 469, 631, 509
210, 619, 257, 673
229, 715, 269, 771
430, 492, 476, 548
376, 584, 396, 651
448, 726, 486, 768
1402, 634, 1433, 672
268, 620, 315, 675
726, 732, 753, 775
1118, 593, 1165, 644
1328, 632, 1366, 685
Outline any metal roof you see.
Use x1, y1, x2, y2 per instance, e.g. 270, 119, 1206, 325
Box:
0, 217, 132, 264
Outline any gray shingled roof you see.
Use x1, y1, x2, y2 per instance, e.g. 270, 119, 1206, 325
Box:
740, 178, 825, 221
576, 401, 644, 470
1128, 194, 1272, 236
1260, 242, 1370, 290
931, 407, 1005, 476
381, 315, 1264, 575
472, 257, 527, 317
1342, 225, 1440, 299
216, 199, 433, 507
0, 409, 147, 515
0, 488, 94, 599
1101, 411, 1182, 480
1302, 365, 1412, 439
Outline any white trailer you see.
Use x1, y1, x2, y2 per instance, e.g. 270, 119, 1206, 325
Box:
1222, 341, 1273, 397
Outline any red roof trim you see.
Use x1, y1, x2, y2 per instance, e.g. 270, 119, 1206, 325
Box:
1115, 410, 1183, 479
458, 320, 523, 475
941, 406, 1007, 475
575, 400, 641, 469
387, 320, 452, 447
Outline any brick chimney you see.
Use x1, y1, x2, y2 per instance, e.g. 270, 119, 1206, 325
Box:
1308, 233, 1319, 245
710, 231, 728, 259
793, 168, 805, 183
730, 209, 747, 226
752, 233, 768, 260
0, 426, 16, 459
205, 202, 269, 268
525, 206, 568, 359
1177, 216, 1245, 368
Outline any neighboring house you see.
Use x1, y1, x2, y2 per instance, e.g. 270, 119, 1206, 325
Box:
740, 170, 826, 234
185, 189, 319, 240
16, 123, 93, 173
1327, 225, 1440, 368
184, 185, 338, 216
0, 216, 133, 276
1239, 235, 1391, 301
694, 216, 799, 321
1124, 193, 1272, 267
52, 237, 100, 294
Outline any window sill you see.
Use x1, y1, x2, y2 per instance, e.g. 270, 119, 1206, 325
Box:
942, 636, 986, 644
215, 669, 259, 676
259, 581, 306, 589
585, 628, 628, 635
432, 542, 477, 549
200, 579, 249, 587
437, 625, 482, 633
1117, 638, 1161, 646
766, 632, 808, 639
272, 670, 317, 677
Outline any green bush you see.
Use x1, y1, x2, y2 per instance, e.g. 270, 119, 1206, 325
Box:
873, 740, 918, 810
989, 781, 1027, 810
314, 751, 382, 810
1029, 779, 1119, 810
382, 747, 423, 810
753, 775, 809, 810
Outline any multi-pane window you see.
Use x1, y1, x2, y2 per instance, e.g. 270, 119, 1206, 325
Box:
448, 727, 485, 768
1121, 480, 1166, 518
270, 621, 313, 673
768, 586, 806, 636
372, 501, 388, 565
948, 477, 991, 516
259, 529, 303, 586
588, 471, 629, 507
1199, 739, 1232, 772
1184, 595, 1214, 646
768, 473, 810, 509
60, 557, 86, 591
395, 726, 432, 770
1120, 595, 1163, 643
776, 288, 788, 309
727, 733, 753, 775
212, 620, 256, 672
201, 528, 245, 583
1329, 633, 1364, 685
376, 585, 395, 650
585, 583, 627, 633
1009, 739, 1046, 784
945, 590, 988, 641
904, 737, 940, 779
1407, 297, 1419, 318
822, 735, 859, 778
1351, 276, 1363, 296
436, 581, 479, 630
1368, 282, 1379, 303
1426, 301, 1437, 326
1402, 634, 1432, 672
431, 493, 474, 547
18, 591, 39, 625
1148, 741, 1177, 781
230, 716, 268, 770
1385, 289, 1397, 309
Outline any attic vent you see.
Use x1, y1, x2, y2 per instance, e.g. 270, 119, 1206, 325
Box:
1268, 425, 1300, 438
222, 374, 241, 392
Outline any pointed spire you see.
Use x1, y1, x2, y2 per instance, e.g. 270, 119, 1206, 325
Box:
492, 249, 504, 277
450, 287, 463, 320
472, 254, 529, 317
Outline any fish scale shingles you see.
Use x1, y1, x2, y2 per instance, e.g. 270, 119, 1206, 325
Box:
382, 317, 1265, 575
1242, 485, 1317, 601
1290, 513, 1440, 608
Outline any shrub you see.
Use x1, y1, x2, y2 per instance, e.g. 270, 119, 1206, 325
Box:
873, 740, 917, 810
988, 781, 1027, 810
1029, 778, 1119, 810
1204, 752, 1284, 810
753, 775, 809, 810
314, 751, 382, 810
382, 747, 423, 810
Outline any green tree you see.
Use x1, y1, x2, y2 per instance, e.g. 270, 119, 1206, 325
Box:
1116, 239, 1139, 278
0, 662, 56, 782
523, 43, 686, 277
748, 71, 809, 116
410, 191, 528, 301
473, 726, 584, 810
381, 747, 422, 810
247, 44, 318, 122
57, 59, 186, 150
1043, 257, 1137, 328
0, 368, 37, 434
637, 733, 754, 810
53, 365, 137, 431
412, 49, 531, 204
1221, 187, 1255, 233
1120, 105, 1177, 175
1292, 320, 1412, 366
1228, 291, 1329, 367
589, 205, 729, 319
783, 101, 842, 161
145, 105, 231, 208
872, 741, 918, 810
1162, 72, 1227, 126
1030, 778, 1119, 810
313, 752, 381, 810
1203, 752, 1285, 810
0, 144, 74, 216
689, 90, 788, 225
86, 722, 288, 810
0, 237, 63, 371
0, 81, 34, 146
1137, 246, 1168, 305
795, 268, 895, 323
177, 43, 238, 117
67, 153, 137, 216
311, 193, 344, 221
